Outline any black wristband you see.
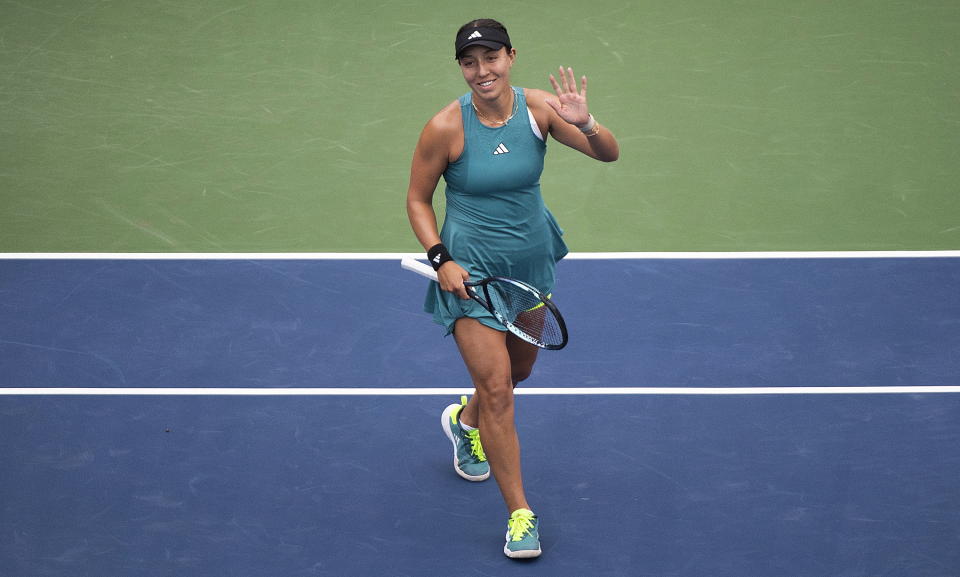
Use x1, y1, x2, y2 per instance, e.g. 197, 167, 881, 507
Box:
427, 243, 452, 271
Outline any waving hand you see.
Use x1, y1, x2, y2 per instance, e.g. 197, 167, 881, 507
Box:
546, 66, 590, 127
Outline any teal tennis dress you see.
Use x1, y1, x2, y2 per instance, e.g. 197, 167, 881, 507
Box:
424, 87, 569, 334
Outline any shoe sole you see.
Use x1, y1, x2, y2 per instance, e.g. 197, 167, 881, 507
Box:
504, 544, 542, 559
441, 403, 489, 482
504, 524, 541, 559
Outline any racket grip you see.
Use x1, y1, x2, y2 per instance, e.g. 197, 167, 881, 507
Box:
401, 256, 439, 282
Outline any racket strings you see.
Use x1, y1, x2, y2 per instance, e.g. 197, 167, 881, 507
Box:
485, 281, 564, 347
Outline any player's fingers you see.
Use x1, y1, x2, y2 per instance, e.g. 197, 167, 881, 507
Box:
565, 67, 577, 92
548, 73, 560, 93
559, 66, 571, 92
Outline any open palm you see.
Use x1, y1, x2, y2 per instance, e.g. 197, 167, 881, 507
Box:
546, 66, 590, 126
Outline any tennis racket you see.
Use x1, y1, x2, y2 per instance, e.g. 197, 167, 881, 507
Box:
401, 256, 568, 350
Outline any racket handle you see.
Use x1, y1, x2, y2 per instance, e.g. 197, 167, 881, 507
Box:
401, 256, 439, 282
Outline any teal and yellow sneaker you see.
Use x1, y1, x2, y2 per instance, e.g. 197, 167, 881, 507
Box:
504, 508, 541, 559
440, 396, 489, 482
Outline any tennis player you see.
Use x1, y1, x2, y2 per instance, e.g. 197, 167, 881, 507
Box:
405, 18, 619, 558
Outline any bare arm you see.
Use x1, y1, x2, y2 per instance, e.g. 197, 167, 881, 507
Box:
405, 104, 471, 298
532, 67, 620, 162
405, 125, 446, 251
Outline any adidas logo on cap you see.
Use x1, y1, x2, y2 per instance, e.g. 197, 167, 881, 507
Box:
468, 30, 483, 39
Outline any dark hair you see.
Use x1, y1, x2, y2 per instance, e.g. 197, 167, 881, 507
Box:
455, 19, 512, 59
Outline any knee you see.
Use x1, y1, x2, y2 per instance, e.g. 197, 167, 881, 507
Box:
476, 377, 515, 414
512, 365, 533, 386
511, 356, 537, 386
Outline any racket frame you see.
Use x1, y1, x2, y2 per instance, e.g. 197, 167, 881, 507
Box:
400, 257, 568, 350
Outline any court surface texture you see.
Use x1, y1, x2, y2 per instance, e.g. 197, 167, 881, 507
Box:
2, 254, 958, 577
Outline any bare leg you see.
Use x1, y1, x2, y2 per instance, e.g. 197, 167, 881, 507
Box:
459, 332, 539, 424
453, 318, 534, 513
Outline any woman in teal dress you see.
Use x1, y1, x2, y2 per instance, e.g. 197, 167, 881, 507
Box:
405, 18, 619, 558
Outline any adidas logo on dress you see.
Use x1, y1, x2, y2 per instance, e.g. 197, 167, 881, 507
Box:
493, 143, 509, 155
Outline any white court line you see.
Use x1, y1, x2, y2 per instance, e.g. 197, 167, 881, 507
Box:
1, 386, 959, 396
1, 251, 959, 260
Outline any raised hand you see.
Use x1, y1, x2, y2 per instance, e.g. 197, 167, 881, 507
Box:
546, 66, 590, 127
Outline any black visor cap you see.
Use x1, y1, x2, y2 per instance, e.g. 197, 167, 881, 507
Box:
455, 26, 512, 59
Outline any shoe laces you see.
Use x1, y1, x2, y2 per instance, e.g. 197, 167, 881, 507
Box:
465, 429, 486, 462
507, 509, 536, 542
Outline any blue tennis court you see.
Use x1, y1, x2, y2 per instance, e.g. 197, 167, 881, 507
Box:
2, 255, 959, 576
